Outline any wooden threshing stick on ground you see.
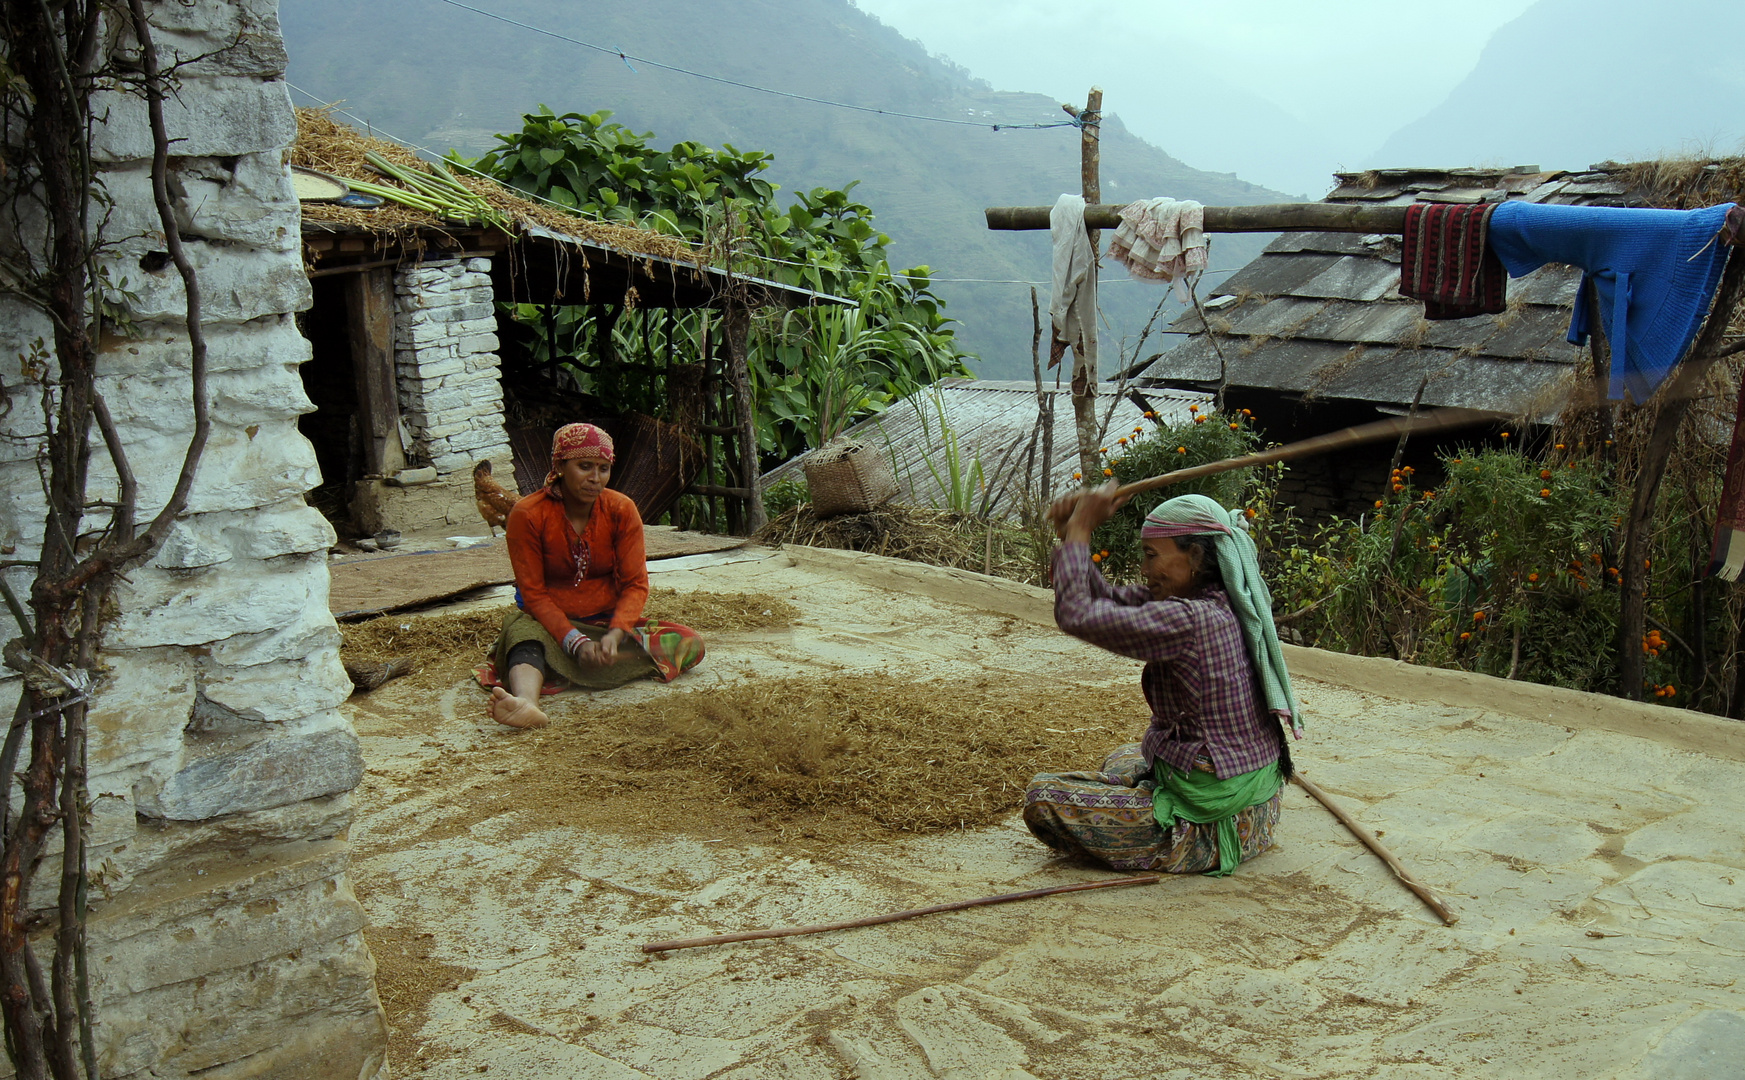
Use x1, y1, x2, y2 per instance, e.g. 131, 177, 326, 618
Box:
1293, 772, 1459, 926
642, 874, 1160, 953
1112, 407, 1497, 502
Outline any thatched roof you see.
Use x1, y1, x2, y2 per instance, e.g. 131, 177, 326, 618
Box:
291, 107, 696, 265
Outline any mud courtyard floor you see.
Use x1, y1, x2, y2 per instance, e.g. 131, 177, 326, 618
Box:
344, 546, 1745, 1079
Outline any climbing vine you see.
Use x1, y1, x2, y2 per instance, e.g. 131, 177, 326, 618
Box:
0, 3, 213, 1075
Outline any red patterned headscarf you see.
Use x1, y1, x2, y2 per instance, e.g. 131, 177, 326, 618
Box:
544, 423, 615, 488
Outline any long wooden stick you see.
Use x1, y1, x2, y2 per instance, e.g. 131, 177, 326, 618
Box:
1292, 773, 1458, 926
1114, 407, 1496, 501
986, 202, 1411, 234
642, 874, 1160, 953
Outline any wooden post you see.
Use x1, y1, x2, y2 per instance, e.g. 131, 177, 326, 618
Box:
344, 266, 404, 477
723, 301, 765, 535
1071, 86, 1103, 487
1617, 248, 1745, 700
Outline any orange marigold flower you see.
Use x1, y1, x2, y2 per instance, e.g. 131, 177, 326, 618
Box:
1188, 405, 1199, 413
1117, 437, 1128, 445
1072, 471, 1082, 480
1090, 553, 1102, 563
1554, 443, 1566, 450
1528, 573, 1539, 582
1473, 611, 1487, 622
1539, 488, 1551, 497
1103, 468, 1114, 476
1144, 411, 1156, 418
1540, 470, 1553, 479
1242, 409, 1253, 416
1374, 500, 1384, 509
1667, 685, 1677, 697
1229, 422, 1240, 430
1177, 446, 1188, 454
1500, 432, 1510, 439
1194, 416, 1207, 424
1245, 508, 1257, 519
1099, 447, 1109, 454
1460, 632, 1471, 641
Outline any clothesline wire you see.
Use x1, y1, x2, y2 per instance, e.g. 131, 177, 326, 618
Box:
424, 0, 1080, 133
286, 83, 1234, 296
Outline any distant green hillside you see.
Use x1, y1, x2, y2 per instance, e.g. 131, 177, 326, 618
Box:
282, 0, 1291, 377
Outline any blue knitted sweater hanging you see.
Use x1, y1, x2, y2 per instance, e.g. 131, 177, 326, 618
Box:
1487, 201, 1733, 402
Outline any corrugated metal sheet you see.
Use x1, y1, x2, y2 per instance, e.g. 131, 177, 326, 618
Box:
1138, 163, 1659, 416
764, 379, 1211, 516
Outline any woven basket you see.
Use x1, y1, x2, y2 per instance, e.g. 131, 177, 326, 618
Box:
803, 440, 897, 518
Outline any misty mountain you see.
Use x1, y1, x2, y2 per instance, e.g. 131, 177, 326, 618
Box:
280, 0, 1291, 378
1372, 0, 1745, 172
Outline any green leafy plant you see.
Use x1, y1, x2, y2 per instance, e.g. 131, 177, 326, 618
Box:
467, 108, 973, 465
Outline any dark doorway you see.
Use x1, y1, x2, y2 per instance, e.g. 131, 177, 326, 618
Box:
297, 275, 363, 535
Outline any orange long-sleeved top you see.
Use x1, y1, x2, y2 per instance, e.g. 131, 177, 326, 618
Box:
504, 487, 648, 641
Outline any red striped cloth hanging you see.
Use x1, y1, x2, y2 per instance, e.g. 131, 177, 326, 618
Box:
1399, 202, 1508, 320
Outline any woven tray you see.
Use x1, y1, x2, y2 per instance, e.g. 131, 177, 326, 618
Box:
803, 440, 897, 518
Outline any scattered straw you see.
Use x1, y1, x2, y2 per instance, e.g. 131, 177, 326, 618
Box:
292, 107, 696, 263
358, 923, 475, 1069
644, 588, 799, 632
341, 609, 503, 691
758, 505, 1048, 586
340, 592, 802, 691
411, 674, 1146, 849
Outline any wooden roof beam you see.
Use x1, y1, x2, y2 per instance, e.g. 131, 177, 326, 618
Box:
985, 202, 1410, 234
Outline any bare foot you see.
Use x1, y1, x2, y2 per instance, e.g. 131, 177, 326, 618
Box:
488, 686, 548, 729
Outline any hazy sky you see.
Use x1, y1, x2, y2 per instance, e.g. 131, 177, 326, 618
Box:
851, 0, 1540, 196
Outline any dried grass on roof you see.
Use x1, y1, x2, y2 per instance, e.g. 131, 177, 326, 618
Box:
758, 504, 1049, 587
292, 106, 695, 263
419, 673, 1145, 849
1618, 155, 1745, 209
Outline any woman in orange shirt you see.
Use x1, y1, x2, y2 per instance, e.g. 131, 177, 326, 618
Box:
487, 423, 705, 728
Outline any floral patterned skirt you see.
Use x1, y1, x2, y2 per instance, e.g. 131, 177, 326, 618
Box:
1022, 743, 1282, 874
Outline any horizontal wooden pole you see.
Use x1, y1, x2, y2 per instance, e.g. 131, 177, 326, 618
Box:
684, 483, 753, 499
985, 202, 1410, 235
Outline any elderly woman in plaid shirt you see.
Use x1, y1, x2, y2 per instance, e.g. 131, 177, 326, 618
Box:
1023, 483, 1302, 876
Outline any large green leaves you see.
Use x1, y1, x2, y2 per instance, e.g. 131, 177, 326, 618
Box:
464, 106, 975, 463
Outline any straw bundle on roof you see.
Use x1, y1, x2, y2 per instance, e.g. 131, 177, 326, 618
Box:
292, 106, 696, 264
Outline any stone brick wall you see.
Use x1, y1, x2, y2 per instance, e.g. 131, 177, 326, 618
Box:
0, 2, 386, 1077
395, 257, 512, 477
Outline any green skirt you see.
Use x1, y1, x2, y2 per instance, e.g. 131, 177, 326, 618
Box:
491, 608, 705, 690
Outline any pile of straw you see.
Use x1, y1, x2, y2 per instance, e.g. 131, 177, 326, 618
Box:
447, 673, 1146, 846
292, 106, 695, 263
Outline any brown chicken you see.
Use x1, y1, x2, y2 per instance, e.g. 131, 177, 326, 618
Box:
473, 460, 518, 536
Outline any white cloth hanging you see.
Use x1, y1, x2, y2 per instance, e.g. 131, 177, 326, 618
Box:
1049, 193, 1097, 373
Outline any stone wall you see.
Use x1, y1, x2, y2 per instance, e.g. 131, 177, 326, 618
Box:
353, 256, 513, 535
0, 2, 386, 1077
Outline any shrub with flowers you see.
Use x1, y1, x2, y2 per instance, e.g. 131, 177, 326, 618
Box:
1086, 407, 1263, 582
1260, 444, 1714, 699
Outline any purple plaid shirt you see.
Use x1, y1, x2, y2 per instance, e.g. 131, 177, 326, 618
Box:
1052, 543, 1281, 778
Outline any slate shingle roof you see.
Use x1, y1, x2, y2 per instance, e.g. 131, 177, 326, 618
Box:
1137, 164, 1651, 417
